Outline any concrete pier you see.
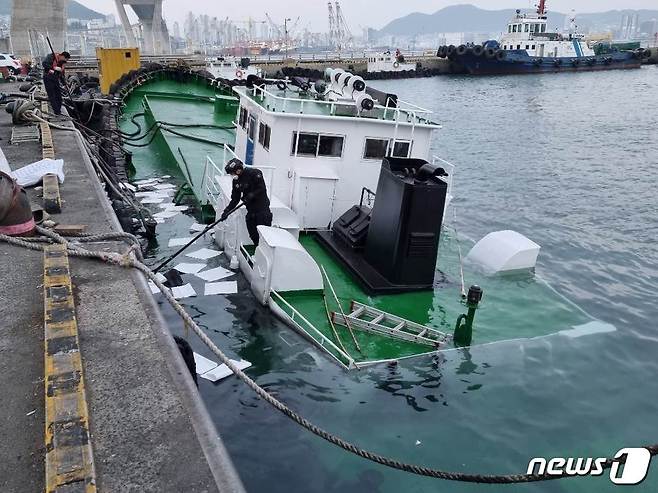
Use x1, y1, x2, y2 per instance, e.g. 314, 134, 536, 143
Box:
0, 84, 244, 492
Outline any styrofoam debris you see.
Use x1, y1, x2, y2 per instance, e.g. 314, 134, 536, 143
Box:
134, 178, 159, 186
204, 281, 238, 296
173, 262, 206, 274
559, 321, 616, 338
186, 248, 222, 260
11, 158, 65, 186
140, 197, 164, 204
135, 190, 173, 198
154, 210, 180, 220
158, 204, 189, 212
189, 223, 207, 232
168, 237, 194, 247
121, 182, 137, 192
196, 267, 233, 282
147, 281, 160, 294
193, 353, 218, 374
154, 184, 177, 190
200, 358, 252, 382
171, 283, 197, 299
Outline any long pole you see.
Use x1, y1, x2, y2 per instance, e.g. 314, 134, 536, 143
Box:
153, 202, 244, 273
320, 264, 362, 354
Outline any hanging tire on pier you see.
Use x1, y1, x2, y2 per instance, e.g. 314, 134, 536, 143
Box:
571, 59, 580, 67
554, 59, 562, 67
437, 46, 447, 58
447, 45, 456, 57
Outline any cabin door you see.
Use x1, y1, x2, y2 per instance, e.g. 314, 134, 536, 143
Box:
539, 44, 545, 57
293, 175, 338, 229
245, 114, 257, 165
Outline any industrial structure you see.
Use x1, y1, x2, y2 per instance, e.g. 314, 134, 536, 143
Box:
327, 1, 352, 51
11, 0, 67, 58
115, 0, 170, 54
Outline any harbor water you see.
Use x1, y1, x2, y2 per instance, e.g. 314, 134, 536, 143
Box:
147, 66, 658, 492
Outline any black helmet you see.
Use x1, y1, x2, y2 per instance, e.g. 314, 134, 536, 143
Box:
225, 158, 244, 175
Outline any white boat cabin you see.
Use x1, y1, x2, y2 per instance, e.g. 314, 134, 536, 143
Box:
499, 7, 594, 58
203, 70, 450, 253
366, 51, 416, 73
206, 56, 262, 80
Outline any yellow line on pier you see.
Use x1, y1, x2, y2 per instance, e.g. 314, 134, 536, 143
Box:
43, 244, 96, 492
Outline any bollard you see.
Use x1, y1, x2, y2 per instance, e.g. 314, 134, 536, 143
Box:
454, 285, 483, 346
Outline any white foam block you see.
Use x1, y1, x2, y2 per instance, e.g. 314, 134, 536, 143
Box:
200, 359, 252, 382
12, 158, 65, 186
186, 248, 222, 260
153, 210, 180, 220
196, 267, 234, 282
135, 178, 159, 186
155, 273, 167, 283
189, 222, 206, 232
141, 197, 164, 204
560, 321, 616, 339
154, 184, 177, 190
173, 262, 206, 274
147, 281, 160, 294
159, 204, 189, 212
204, 281, 238, 296
135, 191, 168, 198
121, 182, 137, 192
168, 237, 194, 247
193, 352, 219, 374
172, 283, 197, 299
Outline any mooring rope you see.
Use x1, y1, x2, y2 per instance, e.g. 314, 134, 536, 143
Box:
1, 229, 656, 483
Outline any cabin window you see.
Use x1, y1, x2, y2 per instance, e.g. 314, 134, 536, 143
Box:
258, 122, 271, 150
532, 44, 536, 49
363, 138, 389, 159
318, 135, 344, 157
508, 25, 512, 33
292, 132, 319, 155
526, 45, 530, 50
292, 132, 344, 157
541, 24, 546, 33
391, 140, 411, 158
530, 24, 535, 32
517, 44, 521, 50
525, 24, 529, 32
248, 115, 257, 141
512, 25, 517, 33
238, 107, 248, 130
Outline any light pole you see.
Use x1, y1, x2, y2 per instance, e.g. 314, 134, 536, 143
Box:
284, 17, 291, 59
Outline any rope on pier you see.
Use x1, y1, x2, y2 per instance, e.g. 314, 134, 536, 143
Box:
2, 228, 656, 484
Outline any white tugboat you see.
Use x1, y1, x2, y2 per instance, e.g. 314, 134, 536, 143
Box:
366, 50, 416, 74
205, 56, 262, 81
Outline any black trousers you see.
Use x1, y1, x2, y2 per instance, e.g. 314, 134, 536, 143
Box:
43, 74, 62, 115
245, 209, 273, 246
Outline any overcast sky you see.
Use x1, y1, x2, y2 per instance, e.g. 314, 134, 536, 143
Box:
79, 1, 658, 31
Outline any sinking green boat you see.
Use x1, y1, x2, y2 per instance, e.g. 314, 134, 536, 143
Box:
118, 68, 615, 370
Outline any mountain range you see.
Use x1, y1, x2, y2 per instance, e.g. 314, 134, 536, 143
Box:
379, 4, 658, 35
0, 0, 104, 20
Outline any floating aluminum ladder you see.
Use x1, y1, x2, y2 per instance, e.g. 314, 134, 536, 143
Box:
332, 301, 451, 347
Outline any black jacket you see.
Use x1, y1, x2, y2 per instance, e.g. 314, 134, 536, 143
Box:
224, 167, 270, 215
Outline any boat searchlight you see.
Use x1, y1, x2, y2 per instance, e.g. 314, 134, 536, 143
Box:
324, 68, 374, 111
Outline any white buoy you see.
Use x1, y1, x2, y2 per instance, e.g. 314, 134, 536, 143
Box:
465, 230, 540, 274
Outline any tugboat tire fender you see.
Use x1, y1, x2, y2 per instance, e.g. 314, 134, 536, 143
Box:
484, 48, 496, 59
495, 50, 506, 61
472, 45, 484, 57
456, 45, 467, 56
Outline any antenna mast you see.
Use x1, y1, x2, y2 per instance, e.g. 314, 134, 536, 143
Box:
537, 0, 547, 16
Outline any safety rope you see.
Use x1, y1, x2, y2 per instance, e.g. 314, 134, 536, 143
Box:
2, 229, 656, 483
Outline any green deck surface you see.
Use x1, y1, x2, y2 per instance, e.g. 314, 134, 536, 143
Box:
275, 231, 591, 366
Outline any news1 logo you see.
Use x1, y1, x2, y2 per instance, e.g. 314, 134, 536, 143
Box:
527, 448, 652, 485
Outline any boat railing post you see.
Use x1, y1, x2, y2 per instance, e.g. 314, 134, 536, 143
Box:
200, 157, 209, 202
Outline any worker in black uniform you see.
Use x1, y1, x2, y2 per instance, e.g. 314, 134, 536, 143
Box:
221, 158, 272, 246
41, 51, 71, 116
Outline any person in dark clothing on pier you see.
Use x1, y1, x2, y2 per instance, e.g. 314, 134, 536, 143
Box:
221, 158, 272, 246
42, 51, 71, 116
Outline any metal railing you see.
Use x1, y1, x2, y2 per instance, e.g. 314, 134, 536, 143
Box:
432, 156, 456, 199
245, 85, 435, 125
